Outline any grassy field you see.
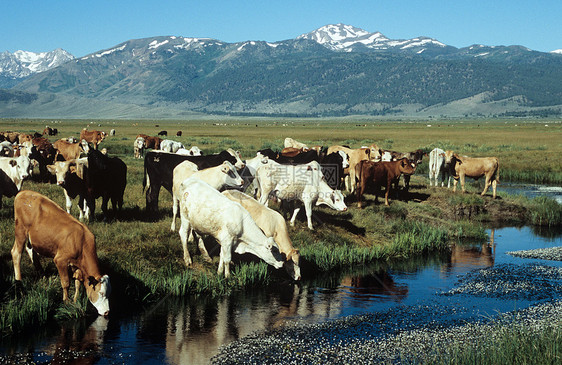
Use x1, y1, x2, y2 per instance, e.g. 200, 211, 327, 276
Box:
0, 118, 560, 334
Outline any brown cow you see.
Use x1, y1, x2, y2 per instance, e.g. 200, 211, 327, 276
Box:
280, 147, 309, 157
80, 129, 106, 150
53, 139, 89, 161
143, 136, 163, 150
445, 151, 500, 198
327, 146, 371, 193
355, 157, 417, 207
11, 190, 110, 316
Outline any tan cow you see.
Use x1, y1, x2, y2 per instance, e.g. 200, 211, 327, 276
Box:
284, 137, 308, 149
222, 190, 301, 281
11, 190, 111, 316
445, 151, 500, 198
53, 139, 89, 161
80, 129, 106, 150
327, 145, 371, 193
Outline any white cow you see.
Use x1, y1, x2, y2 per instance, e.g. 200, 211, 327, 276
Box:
171, 160, 245, 233
176, 146, 202, 156
0, 141, 15, 157
178, 178, 285, 277
226, 148, 245, 170
429, 148, 451, 187
0, 156, 30, 190
256, 161, 347, 230
160, 139, 185, 153
238, 152, 273, 196
133, 137, 145, 159
222, 190, 301, 281
284, 137, 308, 149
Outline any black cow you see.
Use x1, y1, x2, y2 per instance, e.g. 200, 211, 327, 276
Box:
143, 150, 241, 212
319, 152, 346, 190
256, 148, 321, 165
29, 143, 56, 182
85, 149, 127, 221
157, 130, 168, 137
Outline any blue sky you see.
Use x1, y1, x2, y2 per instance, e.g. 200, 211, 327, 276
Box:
3, 0, 561, 57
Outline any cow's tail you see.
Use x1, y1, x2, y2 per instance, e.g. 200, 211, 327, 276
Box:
495, 158, 500, 184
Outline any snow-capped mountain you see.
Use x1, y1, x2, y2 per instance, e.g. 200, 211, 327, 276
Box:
0, 48, 74, 86
297, 23, 452, 54
551, 49, 562, 55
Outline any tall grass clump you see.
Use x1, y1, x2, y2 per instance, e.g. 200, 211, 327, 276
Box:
389, 221, 449, 257
526, 196, 562, 227
502, 168, 562, 184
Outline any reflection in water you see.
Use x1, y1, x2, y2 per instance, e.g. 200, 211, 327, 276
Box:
340, 271, 408, 301
441, 229, 496, 275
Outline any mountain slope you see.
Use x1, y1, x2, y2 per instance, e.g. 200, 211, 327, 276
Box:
8, 24, 562, 118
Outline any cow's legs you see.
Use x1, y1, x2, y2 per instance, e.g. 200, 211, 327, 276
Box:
459, 174, 466, 193
384, 182, 391, 206
63, 189, 72, 214
481, 176, 491, 196
217, 236, 233, 278
101, 196, 109, 221
197, 234, 212, 263
290, 207, 301, 227
171, 189, 179, 231
53, 254, 71, 302
11, 225, 27, 281
303, 199, 314, 230
492, 180, 497, 199
178, 215, 193, 267
25, 243, 43, 274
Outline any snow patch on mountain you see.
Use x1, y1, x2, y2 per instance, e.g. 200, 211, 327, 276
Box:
0, 48, 74, 79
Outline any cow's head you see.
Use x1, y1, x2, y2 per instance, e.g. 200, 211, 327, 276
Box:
338, 150, 349, 169
220, 161, 245, 188
444, 150, 456, 164
398, 157, 417, 175
86, 275, 111, 316
226, 148, 245, 170
317, 189, 347, 212
284, 248, 301, 281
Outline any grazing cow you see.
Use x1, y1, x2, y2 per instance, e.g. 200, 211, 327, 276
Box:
280, 147, 309, 157
43, 127, 53, 136
355, 158, 417, 208
30, 138, 56, 181
222, 190, 301, 280
170, 160, 245, 232
178, 178, 284, 277
176, 146, 202, 156
85, 149, 127, 221
157, 130, 168, 137
133, 137, 145, 159
143, 149, 245, 212
160, 139, 185, 153
327, 146, 371, 193
80, 129, 106, 150
47, 158, 90, 221
445, 151, 500, 198
284, 137, 308, 149
256, 161, 347, 230
176, 131, 182, 137
109, 129, 116, 136
53, 139, 89, 161
429, 148, 451, 187
11, 190, 110, 316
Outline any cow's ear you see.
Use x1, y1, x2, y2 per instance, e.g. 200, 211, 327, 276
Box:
88, 276, 99, 289
47, 165, 56, 174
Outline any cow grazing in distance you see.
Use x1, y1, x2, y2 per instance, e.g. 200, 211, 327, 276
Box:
109, 129, 116, 136
160, 139, 185, 153
80, 129, 106, 150
222, 190, 301, 280
355, 158, 417, 208
11, 190, 110, 316
178, 178, 284, 276
170, 160, 245, 233
256, 161, 347, 230
53, 139, 89, 161
445, 151, 500, 198
143, 136, 163, 150
47, 158, 90, 221
176, 131, 182, 137
157, 130, 168, 137
143, 149, 245, 212
85, 149, 127, 221
429, 148, 451, 187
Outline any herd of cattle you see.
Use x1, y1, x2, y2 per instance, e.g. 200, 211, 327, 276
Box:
0, 129, 500, 317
